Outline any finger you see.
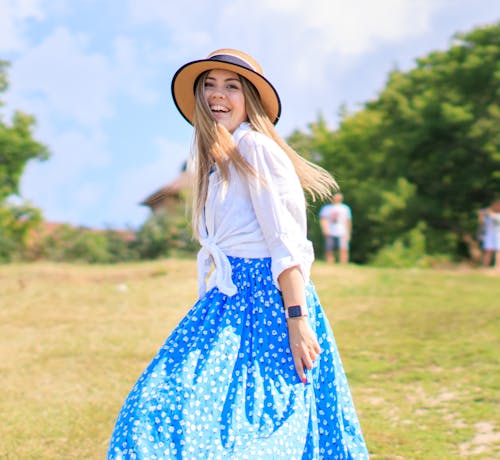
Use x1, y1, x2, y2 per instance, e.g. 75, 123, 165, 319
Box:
313, 340, 321, 354
292, 349, 306, 383
308, 350, 318, 362
302, 353, 314, 371
305, 339, 321, 360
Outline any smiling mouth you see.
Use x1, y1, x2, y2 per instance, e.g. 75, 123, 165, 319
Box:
210, 105, 229, 113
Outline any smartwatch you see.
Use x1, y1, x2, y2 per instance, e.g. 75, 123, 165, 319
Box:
284, 305, 308, 319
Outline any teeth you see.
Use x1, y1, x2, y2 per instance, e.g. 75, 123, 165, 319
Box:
211, 105, 229, 112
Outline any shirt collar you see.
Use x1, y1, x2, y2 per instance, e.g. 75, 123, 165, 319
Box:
232, 121, 252, 145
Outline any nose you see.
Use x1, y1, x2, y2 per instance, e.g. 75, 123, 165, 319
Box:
209, 88, 225, 100
206, 84, 226, 99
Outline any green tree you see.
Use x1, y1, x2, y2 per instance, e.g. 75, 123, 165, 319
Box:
289, 23, 500, 264
0, 203, 42, 262
133, 207, 198, 260
0, 61, 49, 261
371, 24, 499, 251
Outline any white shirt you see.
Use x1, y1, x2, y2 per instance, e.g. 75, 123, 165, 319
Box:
319, 203, 352, 237
197, 122, 314, 298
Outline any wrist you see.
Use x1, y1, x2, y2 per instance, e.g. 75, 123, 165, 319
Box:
284, 304, 308, 319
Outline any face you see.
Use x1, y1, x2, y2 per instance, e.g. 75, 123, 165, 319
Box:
203, 69, 247, 133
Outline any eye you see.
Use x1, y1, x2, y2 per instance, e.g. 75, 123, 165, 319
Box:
204, 81, 214, 88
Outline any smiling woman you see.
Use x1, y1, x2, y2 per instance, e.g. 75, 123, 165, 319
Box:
106, 48, 369, 459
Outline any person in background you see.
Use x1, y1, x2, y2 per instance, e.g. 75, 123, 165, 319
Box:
107, 48, 369, 459
480, 199, 500, 269
319, 193, 352, 264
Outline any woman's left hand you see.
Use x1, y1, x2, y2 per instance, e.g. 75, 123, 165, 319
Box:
287, 317, 321, 383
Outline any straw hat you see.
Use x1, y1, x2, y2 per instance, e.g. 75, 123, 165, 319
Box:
171, 48, 281, 125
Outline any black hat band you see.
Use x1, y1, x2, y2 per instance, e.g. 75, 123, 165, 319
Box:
208, 54, 256, 72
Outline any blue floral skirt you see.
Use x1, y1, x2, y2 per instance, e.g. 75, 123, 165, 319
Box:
108, 257, 369, 459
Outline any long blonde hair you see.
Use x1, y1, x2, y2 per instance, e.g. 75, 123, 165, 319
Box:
191, 71, 338, 236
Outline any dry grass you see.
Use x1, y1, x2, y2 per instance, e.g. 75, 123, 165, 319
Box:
0, 260, 498, 459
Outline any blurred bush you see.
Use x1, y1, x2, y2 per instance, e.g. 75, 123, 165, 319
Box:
7, 207, 199, 264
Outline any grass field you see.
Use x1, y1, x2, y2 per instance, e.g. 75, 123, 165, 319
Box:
0, 259, 498, 459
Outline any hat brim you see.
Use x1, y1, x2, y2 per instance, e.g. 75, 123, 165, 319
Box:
171, 59, 281, 125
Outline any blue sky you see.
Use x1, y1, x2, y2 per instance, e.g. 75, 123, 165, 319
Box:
2, 0, 499, 229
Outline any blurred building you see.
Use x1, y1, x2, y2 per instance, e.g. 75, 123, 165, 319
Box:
141, 161, 193, 215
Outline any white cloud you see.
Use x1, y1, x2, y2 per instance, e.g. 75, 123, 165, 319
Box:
257, 0, 439, 55
19, 126, 112, 223
112, 36, 159, 104
7, 24, 164, 226
10, 27, 114, 127
48, 129, 111, 173
212, 0, 441, 89
0, 0, 44, 52
118, 136, 189, 206
73, 182, 104, 209
9, 27, 160, 128
127, 0, 228, 58
106, 137, 191, 227
1, 6, 173, 226
128, 0, 440, 60
125, 0, 443, 132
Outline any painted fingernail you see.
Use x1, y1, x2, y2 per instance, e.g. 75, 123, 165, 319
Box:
302, 377, 307, 384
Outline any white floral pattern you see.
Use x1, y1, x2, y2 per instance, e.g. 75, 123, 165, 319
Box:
108, 257, 369, 459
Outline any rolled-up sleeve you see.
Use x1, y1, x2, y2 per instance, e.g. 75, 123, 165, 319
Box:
237, 132, 314, 289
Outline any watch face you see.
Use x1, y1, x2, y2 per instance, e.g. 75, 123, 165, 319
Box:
288, 305, 302, 318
